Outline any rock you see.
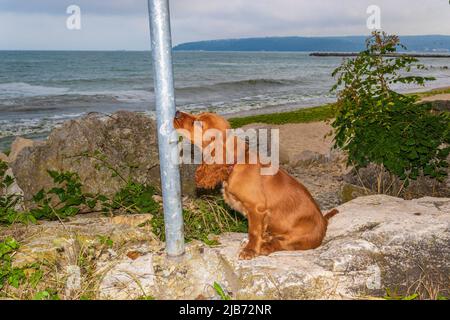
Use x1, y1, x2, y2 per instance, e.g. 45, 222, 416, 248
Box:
65, 265, 82, 298
429, 100, 450, 111
10, 111, 196, 205
98, 249, 156, 300
3, 213, 156, 269
3, 195, 448, 299
289, 150, 323, 167
99, 241, 233, 300
344, 164, 450, 198
219, 195, 449, 299
3, 168, 25, 211
9, 137, 37, 163
340, 183, 373, 203
0, 152, 8, 162
289, 148, 346, 168
98, 195, 449, 299
420, 95, 450, 111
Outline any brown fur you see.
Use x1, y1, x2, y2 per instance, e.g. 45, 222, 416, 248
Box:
174, 111, 338, 260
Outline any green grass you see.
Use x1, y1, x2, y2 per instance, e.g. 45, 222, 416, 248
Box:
151, 196, 247, 244
228, 104, 335, 128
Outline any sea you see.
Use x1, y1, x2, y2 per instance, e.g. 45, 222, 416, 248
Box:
0, 50, 449, 150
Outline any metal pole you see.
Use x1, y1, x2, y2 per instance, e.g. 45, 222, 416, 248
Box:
147, 0, 185, 256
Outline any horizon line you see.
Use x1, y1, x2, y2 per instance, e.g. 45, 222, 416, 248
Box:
2, 34, 450, 52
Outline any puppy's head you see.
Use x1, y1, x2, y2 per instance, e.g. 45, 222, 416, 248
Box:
173, 111, 230, 147
174, 111, 232, 188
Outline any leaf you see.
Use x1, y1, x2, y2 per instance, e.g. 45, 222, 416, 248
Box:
32, 189, 45, 202
33, 288, 60, 300
213, 282, 231, 300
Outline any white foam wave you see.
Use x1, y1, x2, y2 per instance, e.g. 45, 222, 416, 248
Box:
0, 82, 69, 99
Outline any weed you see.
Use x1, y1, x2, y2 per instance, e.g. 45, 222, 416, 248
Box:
29, 170, 106, 221
151, 196, 247, 244
0, 237, 50, 299
97, 235, 114, 248
213, 282, 231, 300
384, 288, 418, 300
33, 288, 60, 300
101, 181, 160, 216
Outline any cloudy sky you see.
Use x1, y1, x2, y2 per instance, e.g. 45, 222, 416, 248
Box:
1, 0, 449, 50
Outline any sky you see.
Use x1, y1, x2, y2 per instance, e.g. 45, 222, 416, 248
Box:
0, 0, 449, 50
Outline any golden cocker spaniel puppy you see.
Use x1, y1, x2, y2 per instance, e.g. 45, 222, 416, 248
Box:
174, 111, 338, 260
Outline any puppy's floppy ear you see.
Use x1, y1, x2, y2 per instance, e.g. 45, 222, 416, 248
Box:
195, 164, 230, 189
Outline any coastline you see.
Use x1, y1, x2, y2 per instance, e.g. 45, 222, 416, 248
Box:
227, 85, 450, 127
224, 85, 450, 119
1, 86, 449, 152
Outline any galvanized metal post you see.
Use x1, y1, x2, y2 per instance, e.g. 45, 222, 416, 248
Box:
147, 0, 185, 256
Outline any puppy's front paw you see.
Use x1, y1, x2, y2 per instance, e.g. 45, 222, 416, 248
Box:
238, 248, 257, 260
259, 241, 276, 256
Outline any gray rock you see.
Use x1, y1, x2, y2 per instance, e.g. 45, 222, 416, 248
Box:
98, 250, 156, 300
340, 183, 373, 203
3, 168, 25, 211
10, 111, 196, 204
289, 148, 345, 168
9, 137, 38, 163
290, 150, 323, 167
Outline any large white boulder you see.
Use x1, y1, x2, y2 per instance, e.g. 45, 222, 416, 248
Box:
99, 195, 449, 299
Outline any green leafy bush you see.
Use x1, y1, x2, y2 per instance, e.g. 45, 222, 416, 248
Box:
29, 170, 105, 220
332, 31, 450, 186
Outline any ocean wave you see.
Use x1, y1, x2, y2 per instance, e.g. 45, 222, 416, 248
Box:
0, 78, 300, 109
0, 94, 117, 111
98, 90, 152, 103
0, 113, 83, 139
0, 82, 69, 99
204, 78, 299, 88
176, 78, 300, 96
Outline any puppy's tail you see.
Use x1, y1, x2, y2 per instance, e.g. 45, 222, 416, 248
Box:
324, 209, 339, 221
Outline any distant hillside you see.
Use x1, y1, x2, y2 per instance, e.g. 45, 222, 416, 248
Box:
173, 35, 450, 52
